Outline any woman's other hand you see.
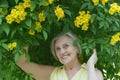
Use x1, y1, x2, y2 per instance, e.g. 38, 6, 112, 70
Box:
87, 48, 98, 66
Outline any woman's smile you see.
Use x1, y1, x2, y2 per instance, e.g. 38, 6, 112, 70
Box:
61, 54, 70, 59
55, 36, 79, 64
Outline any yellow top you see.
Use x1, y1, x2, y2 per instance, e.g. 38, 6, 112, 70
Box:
50, 63, 88, 80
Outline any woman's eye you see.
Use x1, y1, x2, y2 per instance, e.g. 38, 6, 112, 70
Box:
56, 47, 60, 51
64, 44, 69, 48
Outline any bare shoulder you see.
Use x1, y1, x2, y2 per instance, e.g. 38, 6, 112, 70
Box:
95, 68, 103, 80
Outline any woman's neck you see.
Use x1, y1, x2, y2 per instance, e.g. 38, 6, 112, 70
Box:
64, 59, 81, 71
64, 59, 81, 80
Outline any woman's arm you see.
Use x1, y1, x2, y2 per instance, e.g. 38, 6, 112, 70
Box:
87, 49, 103, 80
16, 47, 55, 80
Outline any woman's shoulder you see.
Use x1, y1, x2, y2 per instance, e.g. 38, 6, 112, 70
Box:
50, 66, 65, 80
52, 63, 88, 72
51, 63, 88, 74
52, 66, 64, 73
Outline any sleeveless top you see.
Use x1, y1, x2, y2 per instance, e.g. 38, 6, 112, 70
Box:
50, 63, 88, 80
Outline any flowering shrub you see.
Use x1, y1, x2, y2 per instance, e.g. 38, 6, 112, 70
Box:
74, 11, 91, 30
0, 0, 120, 79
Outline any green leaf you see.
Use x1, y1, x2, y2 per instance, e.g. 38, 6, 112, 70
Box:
0, 52, 2, 61
10, 28, 17, 39
25, 75, 29, 80
100, 44, 104, 52
63, 21, 69, 32
1, 43, 8, 51
29, 73, 34, 80
64, 10, 71, 17
104, 21, 109, 29
0, 26, 4, 34
0, 39, 8, 43
0, 19, 2, 24
42, 30, 48, 40
25, 53, 30, 62
30, 12, 38, 21
80, 3, 88, 10
37, 0, 44, 7
0, 0, 8, 7
14, 0, 19, 4
88, 2, 94, 10
73, 39, 80, 46
2, 23, 10, 36
25, 18, 32, 27
15, 78, 19, 80
47, 14, 54, 25
115, 21, 120, 28
31, 1, 36, 10
85, 48, 90, 55
14, 53, 20, 62
99, 21, 105, 29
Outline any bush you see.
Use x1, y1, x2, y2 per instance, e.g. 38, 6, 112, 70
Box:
0, 0, 120, 79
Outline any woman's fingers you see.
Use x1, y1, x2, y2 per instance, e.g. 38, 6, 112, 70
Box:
93, 48, 96, 54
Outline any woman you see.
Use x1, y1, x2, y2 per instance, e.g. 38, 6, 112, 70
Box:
16, 31, 103, 80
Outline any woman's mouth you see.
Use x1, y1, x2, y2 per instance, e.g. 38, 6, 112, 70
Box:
61, 54, 70, 59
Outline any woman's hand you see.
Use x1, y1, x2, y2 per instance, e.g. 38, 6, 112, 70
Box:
87, 49, 103, 80
87, 48, 98, 67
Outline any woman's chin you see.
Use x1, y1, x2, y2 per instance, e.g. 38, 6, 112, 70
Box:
60, 59, 71, 65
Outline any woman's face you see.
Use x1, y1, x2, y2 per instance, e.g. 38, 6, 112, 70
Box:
55, 36, 79, 64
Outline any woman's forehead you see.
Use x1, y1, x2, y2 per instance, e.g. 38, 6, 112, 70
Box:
55, 36, 72, 46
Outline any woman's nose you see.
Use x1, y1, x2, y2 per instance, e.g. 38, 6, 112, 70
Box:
60, 48, 65, 54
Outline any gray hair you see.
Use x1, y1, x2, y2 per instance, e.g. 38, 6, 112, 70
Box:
50, 31, 82, 60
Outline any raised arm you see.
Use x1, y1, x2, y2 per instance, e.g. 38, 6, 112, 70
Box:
16, 47, 55, 80
87, 49, 103, 80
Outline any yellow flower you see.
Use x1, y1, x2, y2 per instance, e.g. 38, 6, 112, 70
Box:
109, 8, 116, 15
42, 0, 53, 6
18, 10, 27, 20
117, 71, 120, 76
109, 3, 120, 15
8, 42, 17, 51
5, 1, 30, 24
15, 3, 25, 10
110, 32, 120, 45
5, 15, 14, 24
28, 29, 35, 35
82, 22, 89, 31
39, 11, 46, 22
15, 18, 21, 23
42, 1, 49, 6
54, 5, 65, 20
12, 42, 17, 47
48, 0, 53, 4
74, 11, 91, 31
0, 8, 3, 14
8, 43, 13, 51
101, 0, 108, 5
92, 0, 99, 6
23, 1, 31, 8
35, 22, 42, 30
74, 16, 83, 27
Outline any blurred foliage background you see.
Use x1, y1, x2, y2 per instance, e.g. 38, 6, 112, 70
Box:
0, 0, 120, 80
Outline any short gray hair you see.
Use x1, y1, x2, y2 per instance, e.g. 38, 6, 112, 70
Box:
50, 31, 82, 60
